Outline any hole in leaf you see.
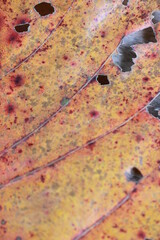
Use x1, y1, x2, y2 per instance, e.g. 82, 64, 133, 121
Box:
14, 23, 30, 33
112, 27, 157, 72
125, 167, 143, 183
122, 0, 129, 6
112, 46, 137, 72
96, 75, 110, 85
121, 27, 157, 46
152, 10, 160, 24
34, 2, 55, 17
147, 93, 160, 120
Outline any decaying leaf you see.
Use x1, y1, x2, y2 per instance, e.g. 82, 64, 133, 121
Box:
0, 0, 160, 239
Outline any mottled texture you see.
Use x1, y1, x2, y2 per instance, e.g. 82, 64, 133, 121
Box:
0, 0, 160, 239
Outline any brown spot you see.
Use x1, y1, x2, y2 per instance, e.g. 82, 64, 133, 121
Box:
40, 175, 45, 183
136, 135, 144, 142
122, 0, 129, 6
137, 230, 146, 239
11, 75, 24, 87
63, 55, 68, 60
90, 110, 99, 118
100, 31, 106, 38
6, 104, 15, 114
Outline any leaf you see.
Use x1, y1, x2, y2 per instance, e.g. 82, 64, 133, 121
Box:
0, 0, 160, 240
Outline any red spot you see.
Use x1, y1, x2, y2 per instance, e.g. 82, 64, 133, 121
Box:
18, 149, 22, 153
69, 110, 73, 114
63, 55, 68, 60
28, 143, 33, 147
137, 230, 146, 239
25, 118, 29, 123
136, 135, 144, 142
120, 228, 126, 233
0, 206, 2, 211
5, 104, 15, 114
40, 175, 45, 183
86, 141, 96, 151
100, 31, 106, 38
90, 110, 99, 118
142, 77, 149, 82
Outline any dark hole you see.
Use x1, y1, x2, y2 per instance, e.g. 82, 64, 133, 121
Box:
122, 0, 129, 6
96, 75, 110, 85
15, 23, 30, 33
15, 237, 22, 240
121, 27, 157, 46
7, 104, 14, 114
34, 2, 55, 17
147, 93, 160, 120
112, 46, 137, 72
14, 75, 23, 86
125, 167, 143, 183
152, 10, 160, 24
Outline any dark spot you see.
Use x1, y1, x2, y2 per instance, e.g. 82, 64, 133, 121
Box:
142, 77, 149, 82
25, 118, 29, 123
1, 219, 6, 225
152, 10, 160, 24
60, 97, 69, 106
12, 75, 24, 87
8, 32, 19, 43
96, 75, 110, 85
86, 141, 96, 151
122, 0, 129, 6
6, 104, 15, 114
15, 237, 22, 240
15, 23, 30, 33
40, 175, 45, 183
90, 110, 99, 118
34, 2, 55, 17
100, 31, 106, 38
147, 93, 160, 120
112, 45, 137, 72
0, 206, 2, 211
125, 167, 143, 183
137, 230, 146, 239
63, 55, 68, 60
